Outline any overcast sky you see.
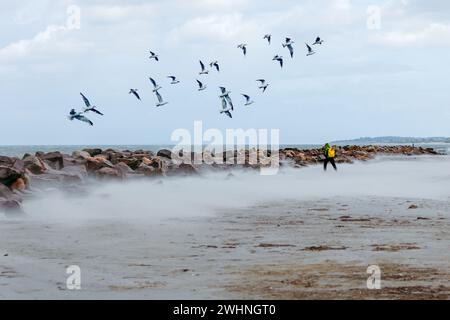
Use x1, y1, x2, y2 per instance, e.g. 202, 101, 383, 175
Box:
1, 0, 450, 145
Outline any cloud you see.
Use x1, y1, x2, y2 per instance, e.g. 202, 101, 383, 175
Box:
373, 23, 450, 46
0, 25, 69, 61
168, 13, 259, 44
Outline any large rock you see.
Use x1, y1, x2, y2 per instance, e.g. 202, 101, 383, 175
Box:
39, 152, 64, 170
72, 150, 91, 160
22, 154, 48, 174
82, 148, 103, 157
95, 167, 123, 179
0, 158, 26, 187
85, 156, 114, 173
157, 149, 173, 160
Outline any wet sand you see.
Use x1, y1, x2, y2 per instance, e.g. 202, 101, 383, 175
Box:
0, 157, 449, 299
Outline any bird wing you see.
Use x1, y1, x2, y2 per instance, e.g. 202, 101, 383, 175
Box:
199, 60, 205, 71
168, 76, 175, 81
214, 63, 220, 72
75, 114, 93, 126
156, 91, 163, 103
242, 94, 250, 102
225, 95, 234, 110
243, 46, 247, 55
286, 37, 291, 43
80, 93, 91, 107
280, 58, 283, 68
257, 79, 265, 84
133, 91, 141, 100
306, 43, 312, 52
149, 77, 157, 87
197, 80, 203, 88
287, 44, 294, 57
221, 97, 228, 111
90, 108, 104, 116
150, 51, 155, 55
219, 87, 226, 94
225, 111, 232, 118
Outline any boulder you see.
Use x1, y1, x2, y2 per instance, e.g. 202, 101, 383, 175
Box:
72, 150, 91, 160
157, 149, 173, 160
117, 157, 141, 170
10, 178, 26, 191
39, 152, 64, 170
82, 148, 103, 157
23, 154, 47, 174
0, 157, 26, 187
95, 167, 123, 179
85, 156, 114, 173
114, 162, 134, 176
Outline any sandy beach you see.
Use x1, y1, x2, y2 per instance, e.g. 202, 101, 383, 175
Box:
0, 155, 449, 299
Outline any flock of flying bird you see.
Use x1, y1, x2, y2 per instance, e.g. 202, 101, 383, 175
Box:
68, 35, 325, 125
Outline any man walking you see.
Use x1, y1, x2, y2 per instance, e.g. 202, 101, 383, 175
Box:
323, 143, 337, 171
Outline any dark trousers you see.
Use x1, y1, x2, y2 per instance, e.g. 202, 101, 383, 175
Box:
324, 157, 337, 171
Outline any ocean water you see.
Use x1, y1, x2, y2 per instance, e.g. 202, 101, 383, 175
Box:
0, 143, 448, 158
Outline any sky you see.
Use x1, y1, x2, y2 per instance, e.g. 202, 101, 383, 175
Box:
1, 0, 450, 145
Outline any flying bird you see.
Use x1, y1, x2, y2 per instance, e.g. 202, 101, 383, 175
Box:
68, 109, 93, 126
149, 51, 159, 61
219, 87, 234, 111
167, 76, 180, 84
129, 89, 141, 100
282, 38, 294, 58
197, 79, 207, 91
242, 94, 254, 106
257, 79, 269, 92
149, 77, 162, 92
306, 43, 315, 56
80, 92, 104, 115
220, 98, 232, 119
155, 91, 168, 107
272, 55, 284, 68
199, 60, 209, 75
209, 61, 220, 72
263, 34, 272, 45
237, 44, 247, 56
312, 36, 324, 45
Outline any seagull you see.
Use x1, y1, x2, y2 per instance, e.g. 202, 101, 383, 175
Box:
312, 36, 324, 45
197, 79, 207, 91
129, 89, 141, 100
68, 109, 93, 126
237, 44, 247, 56
199, 60, 209, 75
242, 94, 254, 106
155, 91, 168, 107
306, 43, 315, 56
80, 93, 104, 115
149, 51, 159, 61
167, 76, 180, 84
257, 79, 269, 92
149, 77, 162, 92
209, 61, 220, 72
263, 34, 272, 45
219, 87, 233, 111
272, 55, 284, 68
282, 38, 294, 58
220, 98, 232, 119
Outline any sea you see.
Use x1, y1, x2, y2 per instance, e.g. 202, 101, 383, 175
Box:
0, 143, 449, 158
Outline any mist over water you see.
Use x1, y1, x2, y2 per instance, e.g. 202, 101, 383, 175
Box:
17, 156, 450, 223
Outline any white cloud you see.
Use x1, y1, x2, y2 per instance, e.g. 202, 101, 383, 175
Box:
0, 25, 68, 61
373, 23, 450, 46
168, 13, 259, 44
